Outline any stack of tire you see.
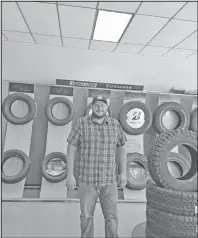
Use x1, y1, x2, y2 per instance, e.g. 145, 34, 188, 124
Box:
146, 128, 197, 238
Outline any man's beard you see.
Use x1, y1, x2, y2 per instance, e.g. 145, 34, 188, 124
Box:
92, 111, 107, 119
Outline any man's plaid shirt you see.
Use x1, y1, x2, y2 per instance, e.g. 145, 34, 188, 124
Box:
67, 115, 127, 186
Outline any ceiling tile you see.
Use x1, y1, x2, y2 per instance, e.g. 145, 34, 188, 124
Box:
140, 46, 171, 56
174, 2, 197, 21
149, 19, 197, 47
59, 2, 97, 8
164, 48, 196, 58
90, 40, 116, 51
116, 43, 144, 53
187, 52, 197, 60
2, 2, 29, 32
18, 2, 59, 35
33, 34, 61, 46
175, 31, 197, 50
3, 31, 33, 43
121, 15, 168, 45
138, 2, 185, 18
63, 38, 89, 49
59, 5, 96, 39
99, 2, 140, 13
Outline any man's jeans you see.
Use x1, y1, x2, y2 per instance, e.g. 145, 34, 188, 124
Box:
79, 182, 118, 238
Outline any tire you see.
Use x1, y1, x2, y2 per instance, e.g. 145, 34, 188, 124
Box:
167, 152, 190, 178
45, 97, 75, 126
84, 103, 112, 116
146, 180, 197, 216
146, 204, 197, 238
118, 101, 153, 135
153, 102, 190, 134
41, 152, 67, 183
147, 129, 197, 192
190, 108, 197, 133
2, 149, 31, 184
2, 93, 37, 125
125, 152, 149, 190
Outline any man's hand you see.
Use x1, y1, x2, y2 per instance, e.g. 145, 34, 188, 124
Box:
66, 174, 76, 190
117, 172, 127, 188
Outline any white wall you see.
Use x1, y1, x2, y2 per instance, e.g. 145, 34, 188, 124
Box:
2, 41, 197, 92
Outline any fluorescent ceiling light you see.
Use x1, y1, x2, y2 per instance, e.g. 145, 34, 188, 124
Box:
93, 10, 132, 42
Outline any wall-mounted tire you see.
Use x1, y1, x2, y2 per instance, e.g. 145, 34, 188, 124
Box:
189, 108, 197, 133
2, 149, 31, 184
167, 152, 190, 178
146, 180, 197, 216
125, 152, 149, 190
2, 93, 37, 125
153, 102, 190, 134
147, 129, 197, 192
41, 152, 67, 183
84, 103, 112, 116
146, 204, 197, 238
118, 101, 153, 135
45, 97, 75, 126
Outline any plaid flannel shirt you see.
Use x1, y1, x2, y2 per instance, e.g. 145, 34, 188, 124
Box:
67, 115, 127, 186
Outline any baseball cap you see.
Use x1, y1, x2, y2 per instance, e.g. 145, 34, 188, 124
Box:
92, 95, 108, 104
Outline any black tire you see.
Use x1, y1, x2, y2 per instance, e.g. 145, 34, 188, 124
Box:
167, 152, 191, 178
146, 180, 197, 216
147, 129, 197, 192
2, 93, 37, 125
118, 101, 153, 135
84, 103, 112, 117
125, 152, 149, 190
190, 108, 197, 133
41, 152, 67, 183
45, 97, 75, 126
153, 102, 190, 134
2, 149, 31, 184
146, 204, 197, 238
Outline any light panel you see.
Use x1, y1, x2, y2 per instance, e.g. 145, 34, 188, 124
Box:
93, 10, 132, 42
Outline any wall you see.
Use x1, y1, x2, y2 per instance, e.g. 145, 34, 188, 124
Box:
2, 41, 197, 92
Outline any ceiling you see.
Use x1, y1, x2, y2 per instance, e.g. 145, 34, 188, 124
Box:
2, 1, 197, 59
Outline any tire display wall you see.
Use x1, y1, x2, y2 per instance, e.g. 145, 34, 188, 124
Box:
2, 83, 35, 199
40, 86, 74, 199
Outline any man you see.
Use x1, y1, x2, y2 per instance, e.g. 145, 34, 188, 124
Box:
66, 95, 127, 238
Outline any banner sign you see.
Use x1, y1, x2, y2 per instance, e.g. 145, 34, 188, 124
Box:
56, 79, 144, 91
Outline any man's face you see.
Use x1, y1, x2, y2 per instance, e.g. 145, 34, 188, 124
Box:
92, 101, 108, 118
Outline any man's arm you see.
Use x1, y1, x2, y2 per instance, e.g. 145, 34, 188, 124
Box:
67, 143, 77, 176
116, 145, 127, 175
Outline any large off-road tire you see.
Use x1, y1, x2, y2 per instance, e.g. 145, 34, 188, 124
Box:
153, 102, 190, 134
146, 204, 197, 238
118, 101, 153, 135
146, 180, 197, 216
125, 152, 149, 190
147, 129, 197, 192
190, 108, 197, 133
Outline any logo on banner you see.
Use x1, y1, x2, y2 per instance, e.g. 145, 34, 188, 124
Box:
126, 108, 145, 129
